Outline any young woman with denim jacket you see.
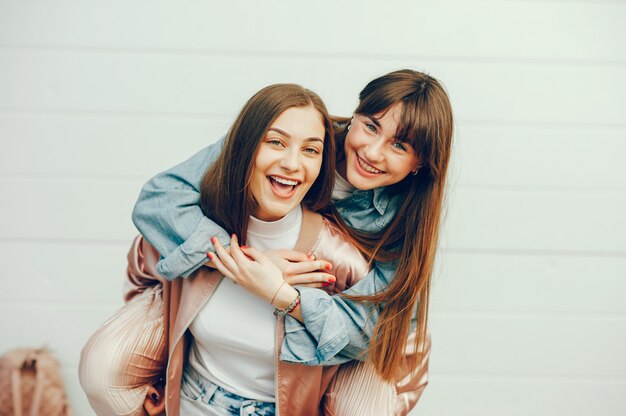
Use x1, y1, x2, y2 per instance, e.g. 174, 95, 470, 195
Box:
132, 70, 453, 411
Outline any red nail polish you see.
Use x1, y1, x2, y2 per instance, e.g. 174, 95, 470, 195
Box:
325, 264, 332, 270
328, 277, 336, 283
207, 252, 213, 259
241, 245, 247, 249
211, 237, 217, 244
322, 283, 330, 287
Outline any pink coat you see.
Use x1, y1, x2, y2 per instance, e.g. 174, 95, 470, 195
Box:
83, 208, 429, 415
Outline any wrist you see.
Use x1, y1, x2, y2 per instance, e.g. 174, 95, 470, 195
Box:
273, 287, 300, 317
272, 285, 299, 310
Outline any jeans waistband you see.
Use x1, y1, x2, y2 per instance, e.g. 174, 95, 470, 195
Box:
182, 365, 275, 416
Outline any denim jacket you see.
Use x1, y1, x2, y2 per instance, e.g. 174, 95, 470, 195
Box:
132, 137, 404, 365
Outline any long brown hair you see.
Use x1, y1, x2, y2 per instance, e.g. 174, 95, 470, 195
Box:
200, 84, 335, 243
330, 69, 454, 381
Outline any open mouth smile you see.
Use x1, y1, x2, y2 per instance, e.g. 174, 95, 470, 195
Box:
268, 175, 301, 197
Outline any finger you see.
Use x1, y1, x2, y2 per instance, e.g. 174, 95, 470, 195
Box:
284, 272, 336, 286
293, 282, 331, 288
285, 260, 333, 276
207, 252, 236, 280
239, 246, 269, 265
229, 235, 255, 266
274, 249, 312, 263
211, 237, 240, 275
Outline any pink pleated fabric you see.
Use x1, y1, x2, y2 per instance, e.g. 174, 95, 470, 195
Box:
323, 360, 396, 416
78, 285, 166, 416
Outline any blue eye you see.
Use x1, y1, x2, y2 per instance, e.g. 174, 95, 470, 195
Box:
393, 142, 408, 151
365, 123, 377, 133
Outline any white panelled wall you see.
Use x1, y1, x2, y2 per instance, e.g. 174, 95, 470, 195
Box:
1, 1, 624, 415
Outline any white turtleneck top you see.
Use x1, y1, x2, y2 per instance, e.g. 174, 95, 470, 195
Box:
187, 205, 302, 401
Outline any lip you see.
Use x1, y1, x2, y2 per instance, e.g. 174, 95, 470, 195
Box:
354, 154, 385, 178
267, 175, 301, 199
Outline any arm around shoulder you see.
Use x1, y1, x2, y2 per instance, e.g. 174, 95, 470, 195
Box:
131, 136, 232, 280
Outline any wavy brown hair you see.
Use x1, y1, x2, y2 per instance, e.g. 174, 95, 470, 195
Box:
329, 69, 454, 381
200, 84, 335, 243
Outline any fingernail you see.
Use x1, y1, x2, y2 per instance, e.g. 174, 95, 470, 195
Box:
211, 237, 217, 244
322, 283, 330, 287
328, 277, 336, 283
241, 245, 248, 249
151, 393, 159, 402
325, 264, 332, 270
207, 252, 214, 260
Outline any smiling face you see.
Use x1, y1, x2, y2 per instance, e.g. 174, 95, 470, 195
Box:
249, 106, 326, 221
341, 103, 420, 191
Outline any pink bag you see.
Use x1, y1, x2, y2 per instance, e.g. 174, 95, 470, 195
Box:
0, 348, 72, 416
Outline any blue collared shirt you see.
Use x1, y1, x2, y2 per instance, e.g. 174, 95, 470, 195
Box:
132, 137, 403, 364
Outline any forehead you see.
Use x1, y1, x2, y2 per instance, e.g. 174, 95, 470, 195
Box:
371, 102, 403, 123
270, 106, 324, 133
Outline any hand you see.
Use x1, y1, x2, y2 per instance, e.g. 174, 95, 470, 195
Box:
143, 384, 165, 415
210, 235, 285, 303
264, 249, 336, 288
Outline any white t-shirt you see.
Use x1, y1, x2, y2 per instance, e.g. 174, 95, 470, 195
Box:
188, 205, 302, 402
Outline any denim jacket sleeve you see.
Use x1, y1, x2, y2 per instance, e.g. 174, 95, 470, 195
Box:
131, 136, 230, 280
281, 259, 399, 365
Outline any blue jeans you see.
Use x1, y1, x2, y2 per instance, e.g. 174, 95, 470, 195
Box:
179, 366, 275, 416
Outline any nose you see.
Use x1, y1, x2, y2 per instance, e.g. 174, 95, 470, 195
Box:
280, 148, 301, 172
363, 138, 384, 163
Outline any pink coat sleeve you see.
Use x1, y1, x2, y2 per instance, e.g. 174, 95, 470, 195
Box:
123, 235, 167, 303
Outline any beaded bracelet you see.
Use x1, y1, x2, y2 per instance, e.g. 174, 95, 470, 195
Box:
273, 289, 301, 317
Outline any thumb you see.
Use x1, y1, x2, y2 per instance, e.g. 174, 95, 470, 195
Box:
240, 246, 267, 263
276, 249, 311, 263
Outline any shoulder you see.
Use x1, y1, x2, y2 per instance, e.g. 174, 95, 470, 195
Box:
313, 218, 370, 290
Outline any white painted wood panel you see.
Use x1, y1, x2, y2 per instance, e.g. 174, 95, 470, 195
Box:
0, 242, 129, 304
3, 115, 626, 191
61, 367, 93, 416
453, 124, 626, 190
1, 1, 624, 414
428, 314, 626, 377
443, 189, 626, 253
1, 1, 623, 63
430, 253, 626, 315
418, 376, 626, 416
2, 307, 623, 380
0, 178, 140, 242
2, 179, 623, 253
3, 243, 625, 316
1, 50, 625, 125
0, 113, 229, 178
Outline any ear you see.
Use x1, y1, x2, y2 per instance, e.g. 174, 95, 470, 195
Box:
143, 384, 166, 416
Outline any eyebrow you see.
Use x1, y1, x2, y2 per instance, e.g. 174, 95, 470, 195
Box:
268, 127, 323, 143
363, 115, 382, 129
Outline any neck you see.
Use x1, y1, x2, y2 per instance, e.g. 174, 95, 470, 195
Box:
336, 159, 348, 181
